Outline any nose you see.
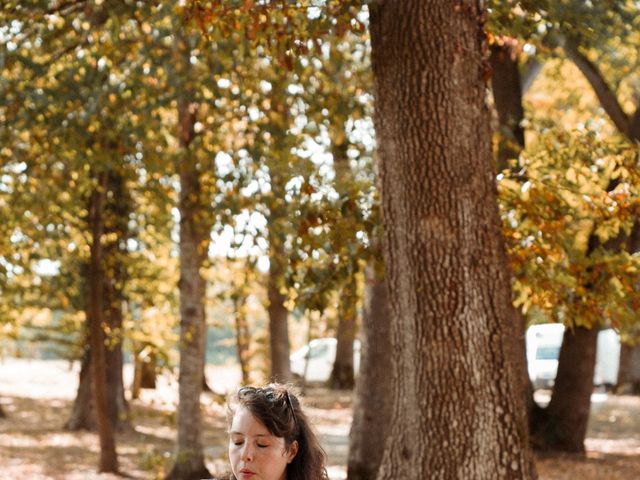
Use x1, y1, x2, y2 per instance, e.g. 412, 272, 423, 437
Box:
241, 443, 255, 462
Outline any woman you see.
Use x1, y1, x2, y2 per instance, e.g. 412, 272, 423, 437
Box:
226, 383, 328, 480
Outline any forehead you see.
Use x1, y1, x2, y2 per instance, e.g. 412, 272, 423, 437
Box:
230, 406, 274, 437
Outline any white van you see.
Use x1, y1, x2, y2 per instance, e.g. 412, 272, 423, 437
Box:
289, 338, 361, 383
526, 323, 621, 390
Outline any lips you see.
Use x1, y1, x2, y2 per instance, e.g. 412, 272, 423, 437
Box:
238, 468, 256, 478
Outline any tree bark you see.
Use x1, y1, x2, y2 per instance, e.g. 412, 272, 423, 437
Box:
329, 268, 357, 390
616, 342, 640, 395
88, 172, 119, 473
0, 403, 6, 419
369, 2, 536, 478
532, 327, 599, 452
348, 260, 392, 480
166, 89, 212, 479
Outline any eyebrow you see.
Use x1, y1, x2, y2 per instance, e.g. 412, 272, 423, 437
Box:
230, 431, 273, 437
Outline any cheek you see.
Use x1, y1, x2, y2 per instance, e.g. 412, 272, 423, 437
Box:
228, 444, 239, 465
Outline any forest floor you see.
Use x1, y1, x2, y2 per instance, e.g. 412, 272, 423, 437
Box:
0, 359, 639, 479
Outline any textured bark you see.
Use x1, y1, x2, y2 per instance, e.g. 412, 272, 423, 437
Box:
369, 2, 536, 478
616, 342, 640, 395
167, 139, 212, 478
166, 41, 212, 477
329, 270, 357, 390
88, 172, 118, 473
348, 260, 392, 480
532, 327, 598, 452
489, 40, 525, 172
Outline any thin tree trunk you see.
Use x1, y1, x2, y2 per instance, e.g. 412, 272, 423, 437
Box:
329, 132, 358, 390
103, 168, 130, 428
488, 40, 541, 440
233, 293, 252, 386
489, 40, 525, 173
264, 75, 294, 384
616, 342, 640, 395
532, 327, 599, 452
0, 403, 6, 418
369, 2, 535, 478
166, 82, 212, 478
103, 268, 128, 430
348, 260, 392, 480
267, 244, 292, 383
88, 171, 118, 473
329, 268, 357, 390
132, 348, 157, 400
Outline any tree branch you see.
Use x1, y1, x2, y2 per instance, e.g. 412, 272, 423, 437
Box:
563, 42, 631, 137
628, 104, 640, 143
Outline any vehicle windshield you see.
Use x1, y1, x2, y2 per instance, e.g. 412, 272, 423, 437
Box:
536, 345, 560, 360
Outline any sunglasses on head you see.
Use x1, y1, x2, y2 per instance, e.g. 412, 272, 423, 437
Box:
238, 386, 297, 426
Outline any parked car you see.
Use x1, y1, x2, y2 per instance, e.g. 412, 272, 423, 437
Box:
290, 338, 361, 383
526, 323, 621, 390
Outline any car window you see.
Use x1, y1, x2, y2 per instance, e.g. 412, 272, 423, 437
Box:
536, 345, 560, 360
308, 343, 329, 359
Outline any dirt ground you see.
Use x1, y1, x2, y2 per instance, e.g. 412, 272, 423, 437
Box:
0, 359, 639, 479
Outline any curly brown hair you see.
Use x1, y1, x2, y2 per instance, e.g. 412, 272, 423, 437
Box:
227, 383, 328, 480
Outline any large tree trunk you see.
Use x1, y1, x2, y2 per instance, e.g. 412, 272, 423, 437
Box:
369, 3, 536, 478
329, 268, 357, 390
532, 327, 598, 452
88, 172, 119, 473
166, 77, 212, 478
348, 260, 392, 480
616, 341, 640, 395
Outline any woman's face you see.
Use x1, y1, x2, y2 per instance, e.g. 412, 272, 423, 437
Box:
229, 406, 298, 480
